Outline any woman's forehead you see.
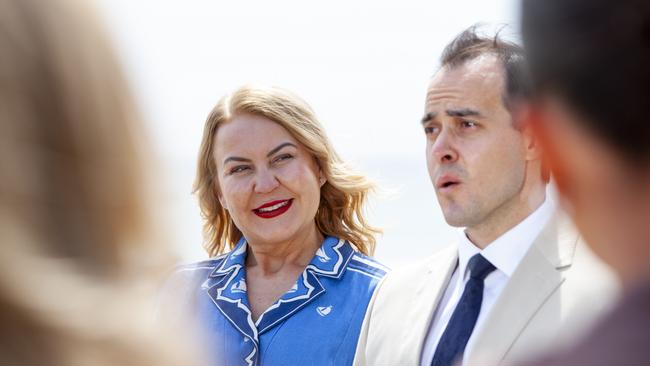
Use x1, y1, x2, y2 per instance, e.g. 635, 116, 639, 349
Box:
213, 115, 302, 160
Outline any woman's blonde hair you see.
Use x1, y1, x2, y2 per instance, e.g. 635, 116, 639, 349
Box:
194, 85, 381, 257
0, 0, 199, 365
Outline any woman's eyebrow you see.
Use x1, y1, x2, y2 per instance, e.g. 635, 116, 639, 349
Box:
267, 142, 297, 157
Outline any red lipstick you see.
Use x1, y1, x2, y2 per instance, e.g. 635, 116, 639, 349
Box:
252, 199, 293, 219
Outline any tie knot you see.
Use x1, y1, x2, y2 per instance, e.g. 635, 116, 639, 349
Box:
467, 254, 496, 281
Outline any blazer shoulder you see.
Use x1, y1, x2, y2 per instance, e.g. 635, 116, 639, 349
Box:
384, 245, 456, 282
562, 238, 620, 300
374, 244, 457, 301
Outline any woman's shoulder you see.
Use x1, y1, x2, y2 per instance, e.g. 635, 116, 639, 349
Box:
344, 250, 390, 281
175, 253, 229, 273
166, 253, 230, 286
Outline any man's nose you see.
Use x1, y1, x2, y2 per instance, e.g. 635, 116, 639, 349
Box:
431, 129, 459, 163
253, 168, 280, 193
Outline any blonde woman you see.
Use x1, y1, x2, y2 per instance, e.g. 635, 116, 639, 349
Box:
176, 85, 389, 365
0, 0, 200, 365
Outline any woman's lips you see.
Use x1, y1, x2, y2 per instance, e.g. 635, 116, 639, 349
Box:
252, 199, 293, 219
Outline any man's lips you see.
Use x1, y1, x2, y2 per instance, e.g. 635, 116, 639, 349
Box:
436, 175, 461, 191
252, 199, 293, 219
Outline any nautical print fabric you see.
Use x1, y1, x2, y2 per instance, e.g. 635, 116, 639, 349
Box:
172, 236, 388, 366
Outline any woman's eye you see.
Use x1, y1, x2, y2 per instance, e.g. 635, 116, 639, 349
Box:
229, 165, 250, 174
273, 154, 293, 163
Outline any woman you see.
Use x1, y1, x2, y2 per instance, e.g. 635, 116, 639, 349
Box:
180, 85, 388, 365
0, 0, 200, 364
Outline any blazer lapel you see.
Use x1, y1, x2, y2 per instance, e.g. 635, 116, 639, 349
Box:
402, 246, 458, 363
465, 213, 578, 365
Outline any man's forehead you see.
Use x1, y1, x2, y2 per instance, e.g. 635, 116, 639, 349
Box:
429, 55, 504, 89
427, 58, 504, 109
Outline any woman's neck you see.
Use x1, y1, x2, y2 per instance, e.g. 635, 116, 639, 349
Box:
245, 225, 323, 276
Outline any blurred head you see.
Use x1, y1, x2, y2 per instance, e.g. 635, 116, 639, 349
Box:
0, 0, 198, 365
422, 26, 543, 235
194, 85, 379, 256
0, 0, 152, 273
522, 0, 650, 282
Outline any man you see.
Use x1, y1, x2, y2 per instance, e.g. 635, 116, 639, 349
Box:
353, 27, 618, 366
518, 0, 650, 364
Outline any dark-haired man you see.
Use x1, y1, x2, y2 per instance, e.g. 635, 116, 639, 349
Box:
519, 0, 650, 365
353, 27, 618, 366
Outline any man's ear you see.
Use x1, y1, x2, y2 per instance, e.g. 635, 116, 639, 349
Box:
514, 103, 543, 161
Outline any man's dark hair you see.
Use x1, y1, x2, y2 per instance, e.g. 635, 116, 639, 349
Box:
439, 26, 549, 180
440, 25, 532, 115
522, 0, 650, 163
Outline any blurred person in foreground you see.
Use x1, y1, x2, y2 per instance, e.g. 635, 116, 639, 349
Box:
354, 26, 618, 366
0, 0, 202, 365
519, 0, 650, 364
166, 85, 388, 366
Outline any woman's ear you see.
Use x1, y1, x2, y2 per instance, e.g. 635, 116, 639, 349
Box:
216, 186, 228, 210
319, 170, 327, 187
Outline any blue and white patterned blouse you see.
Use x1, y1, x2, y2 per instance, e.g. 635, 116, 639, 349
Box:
172, 235, 388, 366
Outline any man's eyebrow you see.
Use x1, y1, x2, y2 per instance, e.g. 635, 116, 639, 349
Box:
446, 108, 483, 117
421, 112, 437, 124
267, 142, 297, 157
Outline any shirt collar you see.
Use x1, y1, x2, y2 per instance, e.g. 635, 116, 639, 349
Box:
456, 196, 556, 279
210, 235, 353, 279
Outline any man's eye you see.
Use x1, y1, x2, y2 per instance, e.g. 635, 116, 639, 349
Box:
424, 126, 439, 135
461, 120, 478, 128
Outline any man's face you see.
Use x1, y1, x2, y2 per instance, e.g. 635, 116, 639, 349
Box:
423, 55, 528, 228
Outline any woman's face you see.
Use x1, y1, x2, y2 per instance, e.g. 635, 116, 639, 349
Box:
213, 113, 324, 246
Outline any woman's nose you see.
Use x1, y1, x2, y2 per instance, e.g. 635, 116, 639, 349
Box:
253, 168, 280, 193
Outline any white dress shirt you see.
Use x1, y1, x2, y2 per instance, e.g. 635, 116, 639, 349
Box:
420, 197, 556, 366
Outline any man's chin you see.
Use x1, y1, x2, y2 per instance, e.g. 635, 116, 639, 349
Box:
441, 212, 470, 228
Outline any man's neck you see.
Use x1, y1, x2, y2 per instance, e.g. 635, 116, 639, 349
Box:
466, 185, 547, 249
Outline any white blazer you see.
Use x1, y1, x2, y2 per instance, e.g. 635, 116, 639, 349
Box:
354, 213, 619, 366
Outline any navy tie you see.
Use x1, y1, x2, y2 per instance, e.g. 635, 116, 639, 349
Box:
431, 254, 496, 366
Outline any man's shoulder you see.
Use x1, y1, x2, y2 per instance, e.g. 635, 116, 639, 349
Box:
543, 213, 617, 285
560, 238, 620, 303
375, 244, 457, 298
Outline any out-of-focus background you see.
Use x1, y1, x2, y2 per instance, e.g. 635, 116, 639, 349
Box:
95, 0, 519, 267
